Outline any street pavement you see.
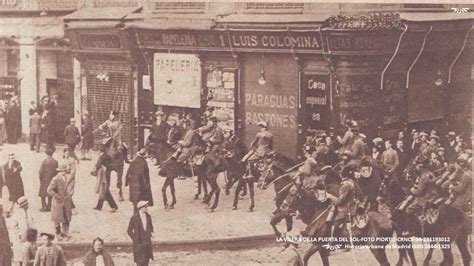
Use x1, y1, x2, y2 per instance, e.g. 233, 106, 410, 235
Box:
1, 143, 283, 243
69, 242, 467, 265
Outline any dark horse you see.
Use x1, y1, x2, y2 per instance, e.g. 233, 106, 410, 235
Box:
382, 162, 472, 266
285, 184, 393, 266
105, 138, 129, 201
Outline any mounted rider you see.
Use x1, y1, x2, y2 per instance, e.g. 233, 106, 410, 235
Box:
176, 119, 196, 164
293, 146, 319, 190
198, 115, 224, 154
396, 158, 437, 215
241, 121, 274, 179
442, 156, 472, 213
324, 165, 358, 236
97, 110, 123, 146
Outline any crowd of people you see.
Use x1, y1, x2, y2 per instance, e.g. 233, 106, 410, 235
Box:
0, 96, 471, 265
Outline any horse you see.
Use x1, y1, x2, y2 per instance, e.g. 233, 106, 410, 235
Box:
386, 165, 471, 266
285, 184, 394, 266
104, 138, 128, 201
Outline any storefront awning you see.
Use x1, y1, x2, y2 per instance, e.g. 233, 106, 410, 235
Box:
400, 12, 474, 22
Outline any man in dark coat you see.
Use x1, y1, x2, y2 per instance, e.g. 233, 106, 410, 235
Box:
6, 100, 21, 144
125, 149, 153, 214
29, 110, 42, 152
127, 201, 154, 266
64, 118, 81, 154
41, 109, 55, 150
149, 111, 170, 166
38, 148, 58, 212
0, 202, 13, 266
356, 159, 382, 211
81, 111, 94, 160
2, 153, 24, 216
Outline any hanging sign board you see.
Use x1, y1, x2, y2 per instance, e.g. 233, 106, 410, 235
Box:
153, 53, 201, 108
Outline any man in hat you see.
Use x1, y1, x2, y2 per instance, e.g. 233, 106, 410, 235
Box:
63, 117, 81, 161
97, 110, 123, 146
10, 196, 35, 264
372, 137, 384, 163
356, 159, 382, 211
126, 149, 153, 214
427, 135, 440, 154
34, 232, 66, 266
176, 119, 195, 164
92, 143, 118, 213
81, 111, 94, 160
241, 121, 273, 177
336, 120, 356, 154
6, 99, 21, 144
444, 157, 472, 212
29, 110, 42, 152
127, 201, 154, 266
382, 140, 399, 175
199, 115, 224, 153
2, 153, 25, 216
397, 159, 436, 214
47, 164, 73, 240
149, 110, 170, 165
38, 148, 58, 212
41, 108, 55, 150
0, 200, 13, 266
346, 127, 365, 165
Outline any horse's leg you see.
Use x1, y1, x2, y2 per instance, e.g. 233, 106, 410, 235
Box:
210, 178, 220, 211
117, 165, 124, 201
440, 246, 454, 266
204, 179, 215, 205
370, 248, 390, 266
407, 244, 417, 266
270, 212, 286, 237
395, 230, 408, 266
319, 245, 330, 266
248, 180, 255, 212
232, 180, 244, 209
161, 177, 170, 209
241, 180, 248, 197
169, 178, 177, 209
303, 244, 320, 266
456, 234, 471, 266
423, 243, 435, 266
195, 174, 202, 200
285, 216, 294, 233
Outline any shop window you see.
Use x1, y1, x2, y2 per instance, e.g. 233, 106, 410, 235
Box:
154, 1, 206, 13
242, 2, 304, 13
7, 50, 19, 77
205, 69, 236, 132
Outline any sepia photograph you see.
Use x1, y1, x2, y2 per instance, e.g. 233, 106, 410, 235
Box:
0, 0, 472, 265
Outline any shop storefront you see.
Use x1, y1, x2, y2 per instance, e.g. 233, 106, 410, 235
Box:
65, 8, 138, 152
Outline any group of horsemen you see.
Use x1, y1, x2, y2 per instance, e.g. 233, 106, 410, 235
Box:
145, 111, 471, 225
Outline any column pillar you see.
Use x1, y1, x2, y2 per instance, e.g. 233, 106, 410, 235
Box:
19, 37, 36, 135
73, 57, 82, 129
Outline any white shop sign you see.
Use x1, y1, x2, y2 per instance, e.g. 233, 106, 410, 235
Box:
153, 53, 201, 108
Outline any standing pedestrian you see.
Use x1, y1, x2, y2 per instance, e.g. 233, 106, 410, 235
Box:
149, 111, 170, 166
10, 197, 35, 265
38, 148, 58, 212
62, 148, 77, 209
29, 111, 42, 152
33, 232, 66, 266
82, 237, 115, 266
127, 201, 154, 266
81, 111, 94, 160
6, 99, 21, 144
19, 228, 37, 266
0, 200, 13, 266
63, 118, 81, 158
91, 144, 118, 213
382, 140, 399, 175
125, 148, 153, 214
47, 164, 73, 241
0, 108, 7, 146
41, 109, 55, 150
2, 153, 25, 216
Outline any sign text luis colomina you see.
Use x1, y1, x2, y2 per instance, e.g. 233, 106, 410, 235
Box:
136, 30, 323, 51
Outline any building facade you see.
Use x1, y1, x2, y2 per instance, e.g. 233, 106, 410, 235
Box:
0, 0, 79, 141
64, 2, 474, 160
